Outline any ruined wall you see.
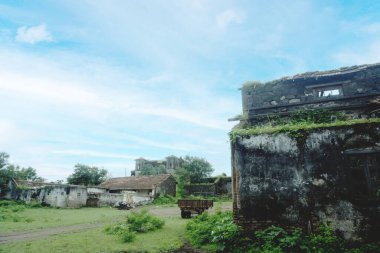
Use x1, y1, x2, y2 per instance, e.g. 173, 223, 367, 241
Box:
232, 122, 380, 242
242, 64, 380, 123
18, 185, 87, 208
155, 176, 176, 197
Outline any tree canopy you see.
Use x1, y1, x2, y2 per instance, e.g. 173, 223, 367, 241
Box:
139, 164, 167, 176
0, 152, 44, 184
67, 163, 108, 186
175, 156, 214, 184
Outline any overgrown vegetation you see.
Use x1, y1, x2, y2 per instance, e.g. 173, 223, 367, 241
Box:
230, 117, 380, 143
104, 209, 165, 243
139, 164, 167, 176
152, 194, 177, 205
185, 211, 380, 253
186, 211, 240, 252
0, 200, 42, 223
242, 80, 264, 89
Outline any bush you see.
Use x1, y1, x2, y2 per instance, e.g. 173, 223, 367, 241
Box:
104, 209, 164, 243
127, 209, 165, 233
186, 211, 241, 252
186, 217, 380, 253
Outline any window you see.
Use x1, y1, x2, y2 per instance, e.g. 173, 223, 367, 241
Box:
313, 86, 343, 98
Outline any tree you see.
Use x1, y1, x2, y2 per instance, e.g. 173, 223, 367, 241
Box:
0, 152, 44, 184
0, 152, 9, 169
4, 165, 43, 181
67, 164, 108, 186
175, 156, 214, 184
139, 164, 167, 176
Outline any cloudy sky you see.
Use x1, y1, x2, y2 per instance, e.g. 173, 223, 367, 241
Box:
1, 0, 380, 181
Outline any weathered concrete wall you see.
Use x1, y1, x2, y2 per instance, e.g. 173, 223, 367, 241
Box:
97, 193, 124, 207
232, 122, 380, 242
18, 185, 87, 208
242, 64, 380, 122
155, 176, 176, 197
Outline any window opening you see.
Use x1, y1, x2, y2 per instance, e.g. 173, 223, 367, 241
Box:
314, 86, 342, 97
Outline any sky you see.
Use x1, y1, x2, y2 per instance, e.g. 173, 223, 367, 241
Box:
1, 0, 380, 182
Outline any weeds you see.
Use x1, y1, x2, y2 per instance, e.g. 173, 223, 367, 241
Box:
104, 209, 165, 243
185, 211, 380, 253
186, 211, 240, 252
0, 200, 40, 223
230, 118, 380, 143
152, 195, 177, 205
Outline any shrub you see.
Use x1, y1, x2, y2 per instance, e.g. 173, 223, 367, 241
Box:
104, 209, 164, 243
186, 211, 241, 252
127, 209, 165, 233
120, 230, 136, 243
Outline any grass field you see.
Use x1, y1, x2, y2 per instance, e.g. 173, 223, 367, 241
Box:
0, 217, 187, 253
0, 206, 127, 233
0, 201, 234, 253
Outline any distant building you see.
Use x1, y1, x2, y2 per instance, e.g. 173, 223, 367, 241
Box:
131, 155, 183, 176
100, 174, 176, 197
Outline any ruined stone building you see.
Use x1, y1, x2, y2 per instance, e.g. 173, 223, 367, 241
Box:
131, 155, 183, 176
2, 175, 176, 208
231, 63, 380, 242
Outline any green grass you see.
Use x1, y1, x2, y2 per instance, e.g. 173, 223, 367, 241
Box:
0, 207, 127, 232
0, 216, 186, 253
230, 118, 380, 142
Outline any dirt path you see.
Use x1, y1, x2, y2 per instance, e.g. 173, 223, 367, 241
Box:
0, 202, 232, 244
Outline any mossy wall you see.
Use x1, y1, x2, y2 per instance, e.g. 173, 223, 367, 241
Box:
231, 122, 380, 242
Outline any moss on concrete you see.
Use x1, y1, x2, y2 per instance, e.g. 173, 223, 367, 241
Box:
230, 118, 380, 143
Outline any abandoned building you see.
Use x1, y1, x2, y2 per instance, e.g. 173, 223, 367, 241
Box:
184, 176, 232, 196
131, 155, 183, 176
231, 63, 380, 242
100, 174, 176, 197
2, 174, 176, 208
5, 179, 88, 208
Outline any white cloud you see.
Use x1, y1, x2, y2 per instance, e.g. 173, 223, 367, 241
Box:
16, 23, 53, 44
216, 9, 245, 29
50, 150, 137, 159
333, 40, 380, 65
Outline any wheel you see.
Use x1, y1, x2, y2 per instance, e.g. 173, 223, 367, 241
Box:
186, 211, 191, 218
181, 210, 187, 218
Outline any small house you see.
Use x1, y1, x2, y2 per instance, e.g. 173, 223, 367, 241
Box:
100, 174, 176, 196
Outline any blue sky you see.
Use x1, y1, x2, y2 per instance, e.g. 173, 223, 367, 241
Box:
1, 0, 380, 181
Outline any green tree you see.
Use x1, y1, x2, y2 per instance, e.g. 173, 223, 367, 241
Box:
175, 156, 213, 184
67, 163, 108, 186
0, 152, 44, 184
0, 152, 9, 169
139, 164, 167, 176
